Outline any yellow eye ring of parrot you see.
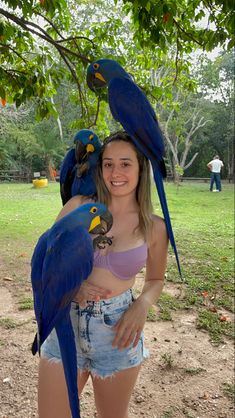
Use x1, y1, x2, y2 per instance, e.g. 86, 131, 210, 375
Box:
90, 206, 98, 213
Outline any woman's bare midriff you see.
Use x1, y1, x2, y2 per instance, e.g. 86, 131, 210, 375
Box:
87, 267, 136, 298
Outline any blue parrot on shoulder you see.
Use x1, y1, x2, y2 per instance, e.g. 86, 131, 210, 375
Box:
86, 58, 181, 277
31, 202, 113, 418
60, 129, 102, 205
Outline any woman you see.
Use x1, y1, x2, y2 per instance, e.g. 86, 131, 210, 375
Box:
38, 131, 168, 418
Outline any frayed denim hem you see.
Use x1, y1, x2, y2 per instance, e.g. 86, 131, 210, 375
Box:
89, 355, 148, 380
41, 347, 149, 380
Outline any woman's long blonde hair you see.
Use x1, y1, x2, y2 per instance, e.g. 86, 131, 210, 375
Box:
96, 131, 153, 238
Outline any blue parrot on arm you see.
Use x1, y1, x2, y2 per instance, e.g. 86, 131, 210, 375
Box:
31, 202, 113, 418
60, 129, 102, 205
86, 58, 181, 277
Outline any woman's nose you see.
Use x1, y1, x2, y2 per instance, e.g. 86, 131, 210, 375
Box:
111, 166, 122, 177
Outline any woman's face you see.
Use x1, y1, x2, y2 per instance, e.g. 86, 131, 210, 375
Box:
102, 140, 140, 198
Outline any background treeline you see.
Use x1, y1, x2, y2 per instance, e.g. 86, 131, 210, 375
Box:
0, 0, 234, 181
0, 50, 233, 180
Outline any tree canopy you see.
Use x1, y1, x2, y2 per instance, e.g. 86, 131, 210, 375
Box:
0, 1, 234, 180
0, 0, 234, 122
122, 0, 234, 52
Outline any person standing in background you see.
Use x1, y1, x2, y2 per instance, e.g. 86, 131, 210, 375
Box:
207, 155, 224, 192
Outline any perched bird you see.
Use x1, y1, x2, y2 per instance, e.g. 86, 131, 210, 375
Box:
87, 58, 181, 276
31, 202, 113, 418
60, 129, 102, 205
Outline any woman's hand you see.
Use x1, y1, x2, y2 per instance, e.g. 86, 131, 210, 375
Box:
112, 298, 149, 350
73, 282, 112, 308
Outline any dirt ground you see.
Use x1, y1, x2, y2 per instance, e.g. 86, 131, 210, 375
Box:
0, 257, 234, 418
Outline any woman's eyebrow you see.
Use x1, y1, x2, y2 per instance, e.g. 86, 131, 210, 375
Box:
103, 157, 132, 161
120, 158, 132, 161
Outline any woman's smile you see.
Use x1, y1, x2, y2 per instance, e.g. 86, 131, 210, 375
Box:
110, 181, 127, 187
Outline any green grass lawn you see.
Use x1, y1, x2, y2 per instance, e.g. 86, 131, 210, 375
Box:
0, 182, 62, 241
152, 181, 234, 343
0, 181, 234, 343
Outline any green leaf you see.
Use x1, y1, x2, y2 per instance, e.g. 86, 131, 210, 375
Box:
0, 86, 6, 99
227, 38, 235, 49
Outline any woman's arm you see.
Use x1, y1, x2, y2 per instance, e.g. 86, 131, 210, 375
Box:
112, 216, 168, 350
55, 195, 89, 222
137, 215, 168, 307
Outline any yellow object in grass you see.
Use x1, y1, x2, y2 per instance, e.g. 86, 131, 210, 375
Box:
32, 178, 48, 188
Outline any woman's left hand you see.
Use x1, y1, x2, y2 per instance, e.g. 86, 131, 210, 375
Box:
112, 298, 149, 350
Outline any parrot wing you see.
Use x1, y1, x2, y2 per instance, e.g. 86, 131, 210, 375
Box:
60, 149, 77, 184
60, 149, 77, 205
108, 76, 165, 172
32, 225, 93, 351
71, 169, 97, 197
31, 230, 49, 322
108, 76, 181, 276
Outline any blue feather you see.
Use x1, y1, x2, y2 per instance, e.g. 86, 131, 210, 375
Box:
60, 149, 77, 185
56, 316, 80, 417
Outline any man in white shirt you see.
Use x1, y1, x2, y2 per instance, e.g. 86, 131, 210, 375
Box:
207, 155, 224, 192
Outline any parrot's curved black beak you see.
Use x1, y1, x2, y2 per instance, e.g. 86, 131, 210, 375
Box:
101, 210, 113, 234
91, 210, 113, 235
86, 72, 95, 92
87, 71, 107, 92
75, 141, 90, 177
75, 141, 87, 163
91, 209, 113, 249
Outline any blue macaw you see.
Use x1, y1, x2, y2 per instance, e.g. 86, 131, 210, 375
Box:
60, 129, 102, 205
86, 58, 181, 277
31, 202, 113, 418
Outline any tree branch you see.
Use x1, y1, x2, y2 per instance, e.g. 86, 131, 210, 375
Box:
173, 18, 204, 47
0, 8, 91, 63
173, 33, 180, 84
87, 94, 101, 128
34, 10, 66, 39
56, 49, 86, 116
2, 68, 28, 76
0, 43, 28, 63
184, 152, 199, 170
181, 111, 211, 167
56, 36, 95, 47
163, 107, 179, 162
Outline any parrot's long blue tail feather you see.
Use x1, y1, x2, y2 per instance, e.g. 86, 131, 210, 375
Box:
31, 333, 38, 355
56, 316, 81, 418
152, 166, 182, 279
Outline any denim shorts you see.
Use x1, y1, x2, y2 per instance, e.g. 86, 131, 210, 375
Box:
41, 289, 149, 378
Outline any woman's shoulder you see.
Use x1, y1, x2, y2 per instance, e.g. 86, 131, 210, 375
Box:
147, 214, 168, 246
69, 194, 96, 206
56, 195, 96, 221
151, 213, 166, 229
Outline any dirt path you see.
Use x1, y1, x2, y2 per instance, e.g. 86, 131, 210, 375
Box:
0, 271, 234, 418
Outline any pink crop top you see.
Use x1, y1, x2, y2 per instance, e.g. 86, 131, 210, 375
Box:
93, 243, 148, 280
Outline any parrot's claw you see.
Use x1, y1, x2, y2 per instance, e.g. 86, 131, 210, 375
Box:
93, 235, 113, 249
